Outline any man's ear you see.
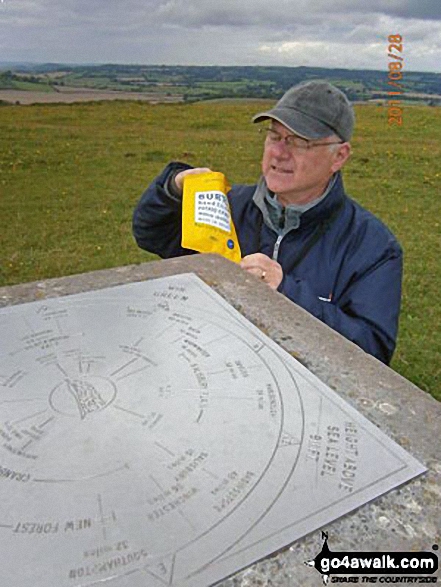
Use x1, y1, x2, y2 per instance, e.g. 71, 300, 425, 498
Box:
331, 142, 351, 173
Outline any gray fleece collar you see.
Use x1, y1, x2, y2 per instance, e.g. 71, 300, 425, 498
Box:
252, 174, 337, 235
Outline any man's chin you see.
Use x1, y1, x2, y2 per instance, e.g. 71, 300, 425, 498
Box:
265, 177, 293, 196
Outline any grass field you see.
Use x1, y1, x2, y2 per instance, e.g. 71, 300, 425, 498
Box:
1, 100, 440, 399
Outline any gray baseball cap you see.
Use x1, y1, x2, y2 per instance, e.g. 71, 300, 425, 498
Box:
252, 80, 355, 142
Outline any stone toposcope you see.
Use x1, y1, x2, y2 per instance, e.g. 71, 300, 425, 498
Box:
0, 255, 439, 586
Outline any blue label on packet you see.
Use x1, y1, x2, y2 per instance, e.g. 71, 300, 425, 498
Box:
227, 239, 235, 250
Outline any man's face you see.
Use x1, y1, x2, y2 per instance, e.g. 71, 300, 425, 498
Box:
261, 120, 350, 206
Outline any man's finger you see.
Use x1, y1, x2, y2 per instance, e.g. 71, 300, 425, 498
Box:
175, 167, 212, 191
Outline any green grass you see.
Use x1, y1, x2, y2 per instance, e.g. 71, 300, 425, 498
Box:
13, 81, 54, 92
0, 100, 439, 399
0, 79, 54, 92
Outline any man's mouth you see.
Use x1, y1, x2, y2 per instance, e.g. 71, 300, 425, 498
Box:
270, 165, 293, 174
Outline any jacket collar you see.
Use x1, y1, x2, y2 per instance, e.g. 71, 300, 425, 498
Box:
252, 171, 346, 233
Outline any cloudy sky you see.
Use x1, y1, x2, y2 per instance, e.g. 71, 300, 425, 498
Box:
0, 0, 440, 71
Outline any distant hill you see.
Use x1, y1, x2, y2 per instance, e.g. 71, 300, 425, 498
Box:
1, 63, 440, 104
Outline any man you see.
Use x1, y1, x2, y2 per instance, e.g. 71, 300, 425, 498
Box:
133, 81, 402, 364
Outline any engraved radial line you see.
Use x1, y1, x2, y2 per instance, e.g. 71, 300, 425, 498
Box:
113, 405, 146, 419
133, 337, 144, 347
38, 416, 55, 428
155, 323, 176, 339
13, 408, 48, 424
154, 441, 175, 457
204, 334, 230, 346
0, 524, 13, 528
149, 473, 163, 491
109, 356, 139, 377
55, 363, 68, 377
115, 364, 151, 382
169, 553, 177, 586
34, 463, 130, 483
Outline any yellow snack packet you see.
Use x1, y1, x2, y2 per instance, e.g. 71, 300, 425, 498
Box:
182, 171, 242, 263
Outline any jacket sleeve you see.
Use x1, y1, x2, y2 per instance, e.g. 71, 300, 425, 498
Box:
132, 162, 195, 258
278, 244, 403, 365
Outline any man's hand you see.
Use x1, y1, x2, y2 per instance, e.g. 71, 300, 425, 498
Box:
240, 253, 283, 290
174, 167, 212, 194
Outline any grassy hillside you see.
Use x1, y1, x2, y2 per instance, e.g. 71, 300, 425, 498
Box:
0, 100, 439, 399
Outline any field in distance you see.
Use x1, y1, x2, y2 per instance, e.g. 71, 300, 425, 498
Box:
0, 87, 184, 105
0, 99, 439, 400
1, 64, 441, 104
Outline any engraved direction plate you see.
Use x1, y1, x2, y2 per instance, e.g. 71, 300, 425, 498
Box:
0, 273, 425, 587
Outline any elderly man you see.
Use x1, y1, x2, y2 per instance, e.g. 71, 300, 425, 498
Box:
133, 81, 402, 364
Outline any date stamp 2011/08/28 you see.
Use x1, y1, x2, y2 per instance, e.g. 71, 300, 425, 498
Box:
387, 35, 404, 126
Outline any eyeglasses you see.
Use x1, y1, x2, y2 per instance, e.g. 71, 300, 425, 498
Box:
260, 127, 343, 152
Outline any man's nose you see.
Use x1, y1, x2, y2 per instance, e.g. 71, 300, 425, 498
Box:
271, 138, 291, 158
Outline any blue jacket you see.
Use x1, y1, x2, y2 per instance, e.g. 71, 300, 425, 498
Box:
133, 162, 402, 364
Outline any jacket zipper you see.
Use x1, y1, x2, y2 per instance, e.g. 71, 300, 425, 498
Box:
272, 208, 286, 261
272, 234, 283, 261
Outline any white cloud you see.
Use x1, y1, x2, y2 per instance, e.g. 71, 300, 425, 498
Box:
256, 14, 441, 71
258, 41, 384, 70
